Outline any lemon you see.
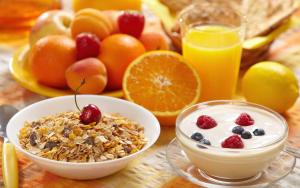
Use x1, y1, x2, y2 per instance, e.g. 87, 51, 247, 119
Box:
242, 61, 299, 113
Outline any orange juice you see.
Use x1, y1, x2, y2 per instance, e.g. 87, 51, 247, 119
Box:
182, 25, 242, 101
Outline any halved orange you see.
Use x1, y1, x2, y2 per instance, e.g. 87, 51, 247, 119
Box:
123, 51, 201, 126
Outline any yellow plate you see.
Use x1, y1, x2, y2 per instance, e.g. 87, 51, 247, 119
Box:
9, 45, 123, 98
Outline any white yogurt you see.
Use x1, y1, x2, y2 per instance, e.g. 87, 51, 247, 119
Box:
176, 102, 288, 179
179, 104, 285, 148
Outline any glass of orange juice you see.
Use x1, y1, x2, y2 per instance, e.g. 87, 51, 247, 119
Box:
0, 0, 61, 47
180, 1, 245, 101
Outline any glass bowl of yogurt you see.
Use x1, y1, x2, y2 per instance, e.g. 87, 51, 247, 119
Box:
176, 100, 288, 181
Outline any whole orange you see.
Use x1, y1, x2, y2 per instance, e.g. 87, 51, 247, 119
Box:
98, 34, 145, 90
29, 35, 76, 88
65, 58, 108, 94
139, 32, 169, 51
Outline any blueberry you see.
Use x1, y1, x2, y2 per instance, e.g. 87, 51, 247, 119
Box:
232, 126, 244, 135
191, 132, 203, 141
200, 138, 211, 145
253, 128, 265, 136
241, 131, 252, 139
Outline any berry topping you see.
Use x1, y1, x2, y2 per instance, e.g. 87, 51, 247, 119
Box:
232, 126, 244, 135
221, 135, 244, 148
191, 132, 203, 141
200, 138, 211, 145
241, 131, 252, 139
80, 104, 102, 124
253, 128, 265, 136
76, 32, 101, 60
196, 115, 217, 129
118, 11, 145, 38
235, 113, 254, 126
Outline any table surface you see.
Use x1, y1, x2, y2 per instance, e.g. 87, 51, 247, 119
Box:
1, 3, 300, 188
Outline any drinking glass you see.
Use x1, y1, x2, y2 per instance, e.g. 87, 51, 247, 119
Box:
0, 0, 61, 46
180, 0, 245, 101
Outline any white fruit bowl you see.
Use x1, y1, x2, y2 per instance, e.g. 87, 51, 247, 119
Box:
7, 95, 160, 180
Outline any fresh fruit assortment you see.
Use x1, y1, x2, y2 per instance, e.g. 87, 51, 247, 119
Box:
28, 9, 169, 95
191, 113, 267, 148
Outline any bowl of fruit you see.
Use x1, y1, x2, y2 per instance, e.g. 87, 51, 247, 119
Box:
7, 94, 160, 179
10, 8, 169, 97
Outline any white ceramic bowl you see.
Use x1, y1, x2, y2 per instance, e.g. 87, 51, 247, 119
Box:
7, 95, 160, 180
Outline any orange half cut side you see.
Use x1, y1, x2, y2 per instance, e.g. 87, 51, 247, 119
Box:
123, 51, 201, 126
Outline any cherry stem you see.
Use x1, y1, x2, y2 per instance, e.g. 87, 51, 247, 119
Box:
75, 78, 86, 112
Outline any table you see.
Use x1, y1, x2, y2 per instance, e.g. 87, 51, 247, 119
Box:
1, 4, 300, 188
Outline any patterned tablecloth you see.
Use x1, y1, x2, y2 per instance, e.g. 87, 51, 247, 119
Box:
1, 3, 300, 188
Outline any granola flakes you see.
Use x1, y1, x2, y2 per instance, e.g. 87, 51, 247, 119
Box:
19, 112, 147, 163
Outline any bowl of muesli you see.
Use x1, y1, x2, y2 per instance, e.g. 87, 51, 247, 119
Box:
7, 95, 160, 180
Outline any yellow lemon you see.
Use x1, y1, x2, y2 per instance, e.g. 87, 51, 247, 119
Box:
242, 61, 299, 113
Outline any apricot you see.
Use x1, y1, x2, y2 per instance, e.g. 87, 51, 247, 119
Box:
65, 58, 107, 94
29, 35, 76, 88
139, 32, 169, 51
98, 34, 145, 90
102, 10, 120, 34
71, 8, 113, 40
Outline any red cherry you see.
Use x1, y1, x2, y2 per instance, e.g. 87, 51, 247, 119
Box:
76, 32, 101, 60
80, 104, 101, 124
118, 11, 145, 38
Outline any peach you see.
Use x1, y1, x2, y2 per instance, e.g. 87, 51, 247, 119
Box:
71, 8, 113, 40
139, 31, 169, 51
65, 58, 107, 94
29, 35, 76, 88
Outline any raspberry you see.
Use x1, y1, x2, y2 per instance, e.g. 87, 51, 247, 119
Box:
235, 113, 254, 126
76, 32, 101, 60
196, 115, 217, 129
221, 135, 244, 148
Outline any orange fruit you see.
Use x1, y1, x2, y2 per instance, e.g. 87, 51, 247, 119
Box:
139, 31, 169, 51
65, 58, 108, 94
123, 51, 201, 126
29, 35, 76, 88
99, 34, 145, 90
